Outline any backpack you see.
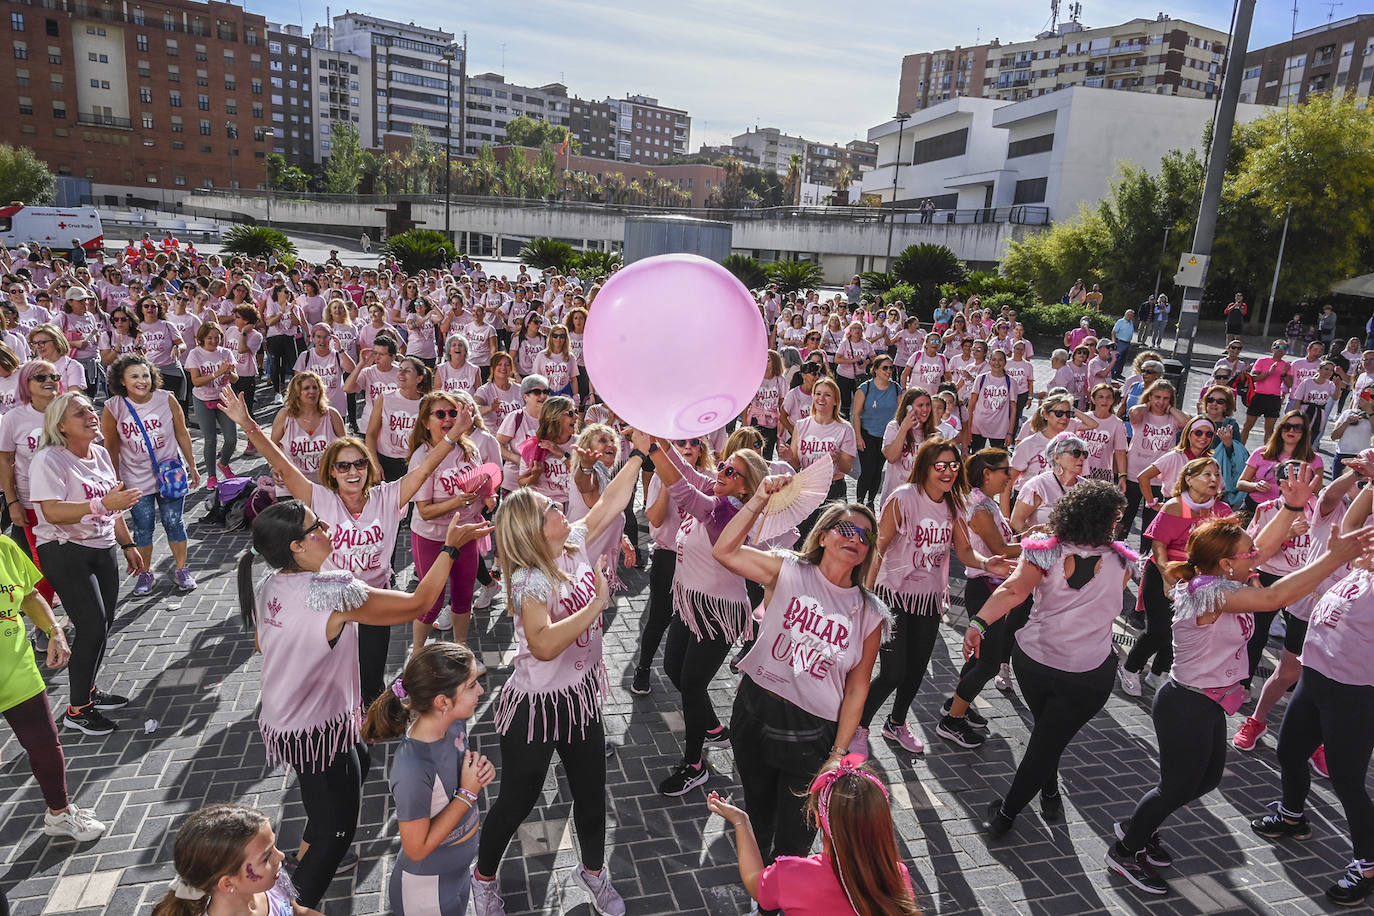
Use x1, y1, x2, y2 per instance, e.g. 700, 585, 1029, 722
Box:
203, 477, 258, 530
1231, 371, 1255, 408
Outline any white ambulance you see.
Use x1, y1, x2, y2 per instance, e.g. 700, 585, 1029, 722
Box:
0, 204, 104, 252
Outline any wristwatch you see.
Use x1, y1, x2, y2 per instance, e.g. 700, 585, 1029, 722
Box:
441, 545, 460, 560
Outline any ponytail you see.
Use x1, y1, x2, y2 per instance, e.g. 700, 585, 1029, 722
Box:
361, 684, 411, 742
360, 643, 476, 743
236, 551, 257, 631
1166, 559, 1199, 583
151, 805, 268, 916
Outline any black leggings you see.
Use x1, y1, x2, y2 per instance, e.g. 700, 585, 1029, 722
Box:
476, 701, 607, 876
36, 542, 119, 709
756, 424, 778, 460
1244, 570, 1283, 688
358, 624, 390, 709
1278, 667, 1374, 862
1118, 480, 1159, 549
266, 334, 297, 395
836, 374, 856, 417
970, 434, 1007, 453
635, 549, 676, 673
730, 677, 835, 864
953, 577, 1030, 703
861, 610, 942, 728
1124, 561, 1173, 676
664, 612, 739, 763
1120, 681, 1227, 852
856, 430, 885, 505
1002, 647, 1115, 817
293, 741, 372, 909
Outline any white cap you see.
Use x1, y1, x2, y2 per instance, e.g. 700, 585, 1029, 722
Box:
65, 286, 92, 301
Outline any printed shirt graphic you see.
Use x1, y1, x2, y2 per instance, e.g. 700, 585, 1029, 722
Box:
1304, 568, 1374, 687
0, 536, 45, 712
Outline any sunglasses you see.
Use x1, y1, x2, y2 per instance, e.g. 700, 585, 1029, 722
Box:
933, 459, 961, 471
986, 465, 1010, 473
829, 520, 876, 546
550, 333, 567, 339
1206, 396, 1229, 404
525, 387, 550, 397
1229, 548, 1259, 561
332, 458, 371, 472
1061, 448, 1089, 459
29, 372, 60, 383
430, 408, 460, 420
674, 437, 702, 447
1281, 423, 1305, 433
874, 363, 892, 371
1047, 408, 1071, 418
1227, 345, 1242, 350
1272, 345, 1287, 351
301, 519, 327, 539
113, 317, 130, 323
717, 461, 741, 480
1190, 429, 1215, 438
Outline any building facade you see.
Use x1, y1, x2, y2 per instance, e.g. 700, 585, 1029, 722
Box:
491, 147, 721, 208
308, 30, 374, 168
266, 22, 311, 169
463, 73, 570, 155
731, 126, 808, 176
3, 0, 273, 197
568, 96, 616, 160
1240, 14, 1374, 106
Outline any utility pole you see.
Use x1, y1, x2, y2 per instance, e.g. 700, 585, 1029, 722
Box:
263, 128, 275, 226
1172, 0, 1256, 377
884, 112, 911, 271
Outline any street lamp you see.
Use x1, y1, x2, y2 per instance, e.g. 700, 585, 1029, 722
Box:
225, 121, 236, 189
442, 44, 458, 239
884, 111, 911, 270
262, 128, 275, 226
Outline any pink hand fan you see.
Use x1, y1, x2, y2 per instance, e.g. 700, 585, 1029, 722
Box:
458, 462, 502, 500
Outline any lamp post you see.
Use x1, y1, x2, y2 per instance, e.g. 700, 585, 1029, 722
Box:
442, 44, 457, 240
225, 121, 236, 189
884, 111, 911, 271
262, 128, 275, 226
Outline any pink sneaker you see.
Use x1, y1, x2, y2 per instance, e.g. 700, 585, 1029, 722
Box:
217, 461, 234, 479
1311, 745, 1329, 778
1232, 716, 1267, 751
206, 475, 218, 491
849, 726, 870, 759
882, 720, 924, 754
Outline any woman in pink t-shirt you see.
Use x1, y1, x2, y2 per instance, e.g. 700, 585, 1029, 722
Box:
743, 350, 787, 460
517, 395, 577, 510
219, 386, 464, 706
780, 378, 857, 542
964, 349, 1020, 450
1010, 433, 1089, 535
269, 370, 344, 497
435, 333, 481, 397
706, 755, 918, 916
475, 351, 521, 431
30, 391, 145, 735
1237, 409, 1323, 511
344, 333, 401, 434
532, 325, 579, 400
365, 356, 430, 482
1122, 380, 1189, 544
879, 387, 935, 510
859, 438, 1012, 756
183, 322, 240, 490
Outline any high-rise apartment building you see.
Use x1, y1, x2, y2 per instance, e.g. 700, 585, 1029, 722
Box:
266, 23, 312, 169
1240, 14, 1374, 106
568, 97, 617, 160
327, 12, 463, 156
607, 95, 689, 163
308, 29, 373, 168
463, 72, 570, 155
897, 15, 1229, 113
1, 0, 272, 195
731, 127, 808, 176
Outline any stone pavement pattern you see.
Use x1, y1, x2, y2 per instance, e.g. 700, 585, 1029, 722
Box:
0, 326, 1366, 915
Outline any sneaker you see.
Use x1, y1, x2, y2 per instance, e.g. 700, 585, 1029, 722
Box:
936, 714, 987, 749
206, 475, 218, 491
173, 567, 197, 592
432, 607, 453, 631
1106, 843, 1169, 895
131, 571, 155, 597
729, 647, 747, 674
1041, 789, 1063, 822
42, 803, 107, 841
629, 667, 651, 696
471, 872, 506, 916
1144, 671, 1167, 690
882, 720, 924, 754
1232, 716, 1267, 751
658, 761, 709, 797
335, 849, 359, 873
850, 726, 870, 759
604, 740, 615, 758
702, 726, 731, 750
88, 688, 129, 710
1327, 860, 1374, 907
1311, 745, 1330, 778
995, 663, 1014, 692
1252, 804, 1312, 840
571, 866, 627, 916
981, 798, 1015, 838
473, 582, 501, 610
217, 461, 234, 479
63, 705, 115, 736
243, 443, 259, 457
941, 698, 988, 729
1115, 821, 1173, 868
1118, 665, 1142, 697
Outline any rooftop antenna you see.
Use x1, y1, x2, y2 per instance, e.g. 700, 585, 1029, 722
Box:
1048, 0, 1060, 32
1323, 1, 1343, 22
1069, 1, 1082, 22
500, 42, 506, 76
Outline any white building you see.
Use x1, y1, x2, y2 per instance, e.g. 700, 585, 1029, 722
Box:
862, 87, 1273, 222
463, 73, 570, 155
732, 127, 808, 176
308, 30, 374, 167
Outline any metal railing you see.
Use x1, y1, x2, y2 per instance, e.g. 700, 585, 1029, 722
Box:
76, 112, 132, 128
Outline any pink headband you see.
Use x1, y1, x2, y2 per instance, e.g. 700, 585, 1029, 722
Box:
809, 753, 889, 838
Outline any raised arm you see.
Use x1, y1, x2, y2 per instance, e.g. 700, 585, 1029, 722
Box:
581, 451, 647, 547
218, 386, 313, 503
712, 475, 787, 589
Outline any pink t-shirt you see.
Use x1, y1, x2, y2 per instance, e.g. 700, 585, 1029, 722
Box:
738, 554, 890, 721
403, 313, 441, 360
965, 489, 1013, 582
1306, 568, 1374, 687
277, 413, 338, 489
532, 352, 579, 393
793, 417, 856, 480
646, 475, 688, 551
758, 854, 913, 916
184, 346, 236, 401
879, 420, 919, 508
1018, 470, 1071, 529
1251, 356, 1289, 396
30, 444, 120, 548
104, 391, 181, 493
408, 441, 485, 542
518, 442, 571, 509
969, 372, 1019, 439
356, 364, 400, 430
874, 483, 954, 612
782, 387, 814, 430
1170, 577, 1253, 689
1127, 412, 1182, 479
166, 312, 201, 355
746, 377, 787, 429
463, 322, 496, 366
54, 355, 86, 394
834, 339, 873, 380
908, 352, 947, 390
331, 321, 360, 360
1245, 452, 1324, 503
1079, 413, 1127, 483
1291, 378, 1337, 415
139, 319, 180, 368
476, 380, 523, 430
1016, 539, 1135, 671
1288, 357, 1322, 393
373, 392, 420, 460
311, 479, 405, 589
1248, 497, 1316, 577
0, 403, 48, 505
893, 330, 924, 367
1004, 359, 1035, 399
222, 326, 263, 378
436, 361, 481, 396
294, 348, 348, 416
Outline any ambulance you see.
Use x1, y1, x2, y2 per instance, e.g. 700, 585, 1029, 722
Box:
0, 204, 104, 252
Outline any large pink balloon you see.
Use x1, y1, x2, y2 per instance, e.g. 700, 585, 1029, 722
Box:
584, 254, 766, 438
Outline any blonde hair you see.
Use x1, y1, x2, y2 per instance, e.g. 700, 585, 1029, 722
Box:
492, 488, 573, 616
536, 395, 577, 443
810, 377, 842, 422
30, 322, 71, 357
39, 390, 92, 448
1030, 393, 1073, 433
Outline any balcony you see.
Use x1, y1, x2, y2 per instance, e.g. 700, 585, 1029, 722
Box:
77, 112, 132, 129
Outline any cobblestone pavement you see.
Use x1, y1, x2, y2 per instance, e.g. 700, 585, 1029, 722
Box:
0, 328, 1365, 915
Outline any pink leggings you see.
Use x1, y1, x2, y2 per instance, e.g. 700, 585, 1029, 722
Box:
411, 533, 479, 625
4, 691, 68, 810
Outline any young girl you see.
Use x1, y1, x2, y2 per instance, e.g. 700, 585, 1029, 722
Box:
362, 644, 495, 916
153, 804, 321, 916
706, 756, 919, 916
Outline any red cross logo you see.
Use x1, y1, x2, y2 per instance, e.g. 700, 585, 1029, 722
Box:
58, 222, 68, 229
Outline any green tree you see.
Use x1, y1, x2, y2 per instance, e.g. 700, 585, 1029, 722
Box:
265, 154, 310, 192
381, 228, 456, 273
323, 121, 369, 194
722, 254, 768, 289
783, 153, 803, 206
0, 144, 55, 204
765, 258, 824, 294
470, 145, 501, 196
891, 243, 967, 312
504, 115, 579, 153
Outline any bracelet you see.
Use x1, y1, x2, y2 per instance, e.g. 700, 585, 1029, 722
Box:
628, 449, 649, 464
829, 745, 847, 755
1283, 502, 1305, 512
577, 465, 594, 475
969, 617, 989, 635
1116, 473, 1127, 479
455, 787, 478, 805
119, 542, 136, 551
441, 545, 460, 560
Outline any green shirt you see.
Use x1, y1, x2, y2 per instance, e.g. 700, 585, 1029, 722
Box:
0, 536, 45, 712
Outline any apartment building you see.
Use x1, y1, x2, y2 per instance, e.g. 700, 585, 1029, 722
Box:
266, 22, 311, 169
1240, 14, 1374, 106
730, 126, 808, 175
2, 0, 273, 195
463, 72, 570, 155
308, 28, 373, 167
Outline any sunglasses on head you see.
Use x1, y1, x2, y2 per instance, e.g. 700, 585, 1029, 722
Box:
525, 387, 550, 397
430, 408, 460, 420
716, 461, 741, 480
333, 458, 371, 472
829, 520, 876, 546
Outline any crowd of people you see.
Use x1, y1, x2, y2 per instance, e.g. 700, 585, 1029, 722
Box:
2, 234, 1374, 916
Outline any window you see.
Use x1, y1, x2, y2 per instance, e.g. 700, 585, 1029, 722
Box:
251, 78, 262, 95
142, 113, 154, 129
252, 103, 263, 118
1008, 133, 1054, 158
91, 77, 100, 87
167, 65, 180, 82
175, 175, 186, 186
172, 140, 184, 149
18, 96, 32, 115
910, 127, 969, 165
196, 69, 208, 86
98, 53, 107, 63
198, 94, 209, 111
1013, 177, 1047, 204
166, 39, 178, 56
88, 51, 97, 61
47, 46, 60, 64
137, 60, 150, 77
14, 68, 28, 87
10, 13, 23, 31
200, 144, 212, 153
136, 33, 148, 51
224, 98, 237, 115
52, 102, 65, 119
170, 116, 183, 132
225, 76, 236, 90
169, 91, 182, 107
50, 74, 63, 92
139, 86, 152, 103
195, 44, 206, 61
12, 40, 26, 59
200, 119, 211, 135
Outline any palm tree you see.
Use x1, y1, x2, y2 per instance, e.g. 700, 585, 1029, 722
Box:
783, 153, 803, 207
832, 166, 855, 206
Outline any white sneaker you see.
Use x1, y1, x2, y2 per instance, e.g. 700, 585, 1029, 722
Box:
1144, 671, 1167, 690
995, 663, 1014, 692
433, 607, 453, 631
474, 582, 501, 610
43, 804, 107, 841
471, 872, 505, 916
571, 866, 626, 916
1119, 665, 1143, 697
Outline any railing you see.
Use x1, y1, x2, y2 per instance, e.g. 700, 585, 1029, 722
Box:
76, 112, 132, 128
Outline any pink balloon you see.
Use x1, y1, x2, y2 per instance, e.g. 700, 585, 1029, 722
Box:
584, 254, 766, 438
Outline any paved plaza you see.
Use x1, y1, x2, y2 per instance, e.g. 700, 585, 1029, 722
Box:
0, 327, 1366, 915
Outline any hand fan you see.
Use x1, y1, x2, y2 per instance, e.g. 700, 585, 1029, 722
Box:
756, 455, 833, 543
458, 462, 503, 500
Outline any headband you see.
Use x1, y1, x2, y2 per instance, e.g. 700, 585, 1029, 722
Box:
392, 678, 408, 699
808, 753, 889, 839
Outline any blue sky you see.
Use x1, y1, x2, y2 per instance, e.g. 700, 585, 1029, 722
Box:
253, 1, 1371, 147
